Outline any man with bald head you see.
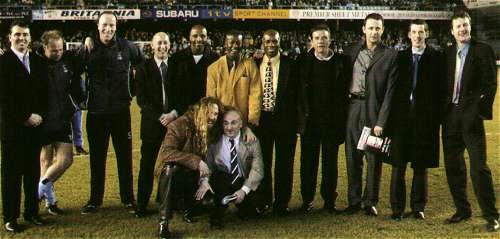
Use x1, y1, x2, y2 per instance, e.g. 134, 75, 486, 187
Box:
134, 32, 177, 217
79, 11, 144, 214
170, 25, 219, 116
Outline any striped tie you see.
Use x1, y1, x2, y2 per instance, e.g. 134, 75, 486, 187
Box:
229, 138, 240, 185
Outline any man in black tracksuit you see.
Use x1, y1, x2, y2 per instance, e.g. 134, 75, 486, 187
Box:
80, 12, 144, 214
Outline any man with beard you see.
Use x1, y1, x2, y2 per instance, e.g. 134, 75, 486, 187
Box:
169, 25, 219, 116
80, 11, 144, 214
155, 97, 222, 239
37, 30, 85, 216
388, 20, 444, 221
343, 13, 398, 216
0, 21, 48, 233
254, 29, 298, 215
442, 11, 498, 232
206, 30, 261, 141
135, 32, 178, 218
297, 24, 350, 214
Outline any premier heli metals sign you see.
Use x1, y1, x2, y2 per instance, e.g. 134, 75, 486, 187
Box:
233, 9, 451, 20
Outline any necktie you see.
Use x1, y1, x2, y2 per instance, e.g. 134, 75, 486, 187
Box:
410, 54, 421, 102
229, 138, 240, 185
22, 54, 30, 74
452, 50, 464, 104
262, 61, 275, 112
160, 61, 168, 112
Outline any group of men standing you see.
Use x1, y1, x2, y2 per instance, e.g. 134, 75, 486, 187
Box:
0, 9, 498, 239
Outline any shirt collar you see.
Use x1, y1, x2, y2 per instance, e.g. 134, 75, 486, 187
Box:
11, 46, 29, 62
154, 56, 168, 68
224, 131, 241, 145
411, 46, 426, 55
263, 52, 280, 64
314, 49, 334, 61
457, 43, 470, 56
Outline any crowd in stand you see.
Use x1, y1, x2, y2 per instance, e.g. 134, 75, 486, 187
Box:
4, 0, 461, 10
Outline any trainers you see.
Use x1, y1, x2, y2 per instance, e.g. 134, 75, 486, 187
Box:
47, 203, 64, 216
81, 204, 98, 214
75, 146, 89, 155
124, 203, 136, 214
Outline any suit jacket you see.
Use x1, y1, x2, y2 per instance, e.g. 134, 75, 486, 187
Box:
255, 54, 298, 135
388, 46, 444, 168
206, 131, 264, 191
345, 42, 398, 129
297, 50, 350, 144
0, 50, 48, 141
206, 55, 262, 126
169, 47, 219, 115
155, 112, 203, 174
443, 39, 497, 129
135, 58, 173, 141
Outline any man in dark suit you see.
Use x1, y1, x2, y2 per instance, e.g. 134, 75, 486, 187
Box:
297, 24, 350, 214
388, 20, 444, 221
254, 29, 298, 215
169, 25, 219, 116
343, 13, 398, 216
203, 107, 264, 229
0, 21, 48, 233
135, 32, 178, 218
442, 11, 498, 232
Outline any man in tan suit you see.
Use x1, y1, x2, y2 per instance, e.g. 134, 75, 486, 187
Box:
199, 106, 264, 229
206, 30, 262, 130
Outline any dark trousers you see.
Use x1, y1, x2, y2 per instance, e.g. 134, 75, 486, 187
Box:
300, 132, 339, 206
345, 99, 383, 207
442, 106, 499, 220
1, 139, 41, 223
86, 109, 134, 205
255, 111, 297, 208
390, 165, 427, 213
211, 171, 258, 222
137, 139, 162, 210
157, 164, 210, 220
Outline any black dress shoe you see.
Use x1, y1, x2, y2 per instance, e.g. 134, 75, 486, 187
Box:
24, 215, 45, 226
391, 212, 403, 221
300, 202, 314, 213
209, 219, 224, 230
273, 207, 291, 217
183, 210, 197, 223
364, 206, 378, 216
414, 211, 425, 220
342, 204, 361, 215
134, 208, 146, 218
446, 212, 471, 224
486, 219, 499, 232
158, 220, 170, 239
4, 221, 22, 233
323, 204, 341, 214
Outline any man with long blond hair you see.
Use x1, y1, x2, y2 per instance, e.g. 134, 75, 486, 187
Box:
155, 97, 223, 239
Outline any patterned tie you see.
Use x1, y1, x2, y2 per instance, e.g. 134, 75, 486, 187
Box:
410, 54, 421, 102
229, 138, 240, 185
452, 50, 464, 104
262, 61, 275, 112
160, 61, 168, 112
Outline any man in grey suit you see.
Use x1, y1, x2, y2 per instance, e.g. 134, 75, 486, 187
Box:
343, 13, 398, 216
198, 106, 263, 229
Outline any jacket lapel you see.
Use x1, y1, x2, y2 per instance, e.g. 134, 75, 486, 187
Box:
213, 139, 229, 173
460, 41, 474, 93
367, 45, 385, 71
275, 56, 289, 111
237, 138, 248, 176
